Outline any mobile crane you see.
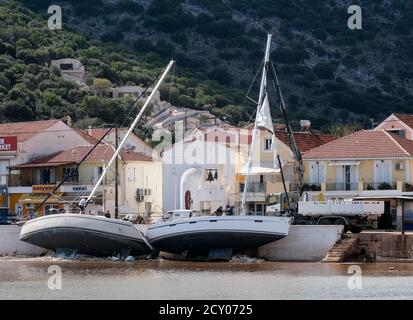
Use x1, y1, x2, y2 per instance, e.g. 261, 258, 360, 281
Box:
265, 60, 384, 233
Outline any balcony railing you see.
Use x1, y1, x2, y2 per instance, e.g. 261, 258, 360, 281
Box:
302, 183, 321, 192
8, 178, 98, 187
326, 183, 359, 191
363, 182, 397, 191
240, 182, 266, 193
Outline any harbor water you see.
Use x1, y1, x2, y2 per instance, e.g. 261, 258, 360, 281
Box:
1, 258, 413, 299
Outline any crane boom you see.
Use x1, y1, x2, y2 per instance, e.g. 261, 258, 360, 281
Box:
269, 62, 304, 196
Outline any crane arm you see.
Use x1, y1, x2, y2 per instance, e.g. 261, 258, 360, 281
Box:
269, 62, 304, 196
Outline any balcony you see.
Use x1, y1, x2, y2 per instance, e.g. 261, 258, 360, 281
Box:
326, 183, 359, 191
302, 183, 321, 192
363, 182, 397, 191
8, 177, 97, 187
240, 182, 266, 193
239, 182, 266, 202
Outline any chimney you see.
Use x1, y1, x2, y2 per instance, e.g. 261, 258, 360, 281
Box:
88, 126, 92, 136
300, 120, 311, 132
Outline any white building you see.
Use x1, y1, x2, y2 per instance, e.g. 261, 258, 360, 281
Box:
51, 58, 86, 85
109, 86, 161, 104
162, 136, 241, 214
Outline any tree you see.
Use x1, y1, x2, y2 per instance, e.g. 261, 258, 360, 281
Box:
314, 62, 336, 79
91, 78, 112, 96
328, 124, 361, 138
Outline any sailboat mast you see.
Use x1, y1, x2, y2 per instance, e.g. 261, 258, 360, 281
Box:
241, 34, 272, 215
84, 60, 175, 207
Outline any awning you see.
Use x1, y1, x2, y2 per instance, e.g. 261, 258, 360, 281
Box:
18, 193, 65, 204
10, 161, 75, 169
238, 166, 280, 175
329, 161, 360, 166
354, 196, 413, 201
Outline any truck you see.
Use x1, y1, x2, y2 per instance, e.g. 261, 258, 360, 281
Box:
266, 192, 385, 232
263, 61, 385, 232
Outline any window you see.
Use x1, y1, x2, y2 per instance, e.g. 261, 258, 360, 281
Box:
40, 168, 51, 184
263, 138, 272, 151
63, 167, 78, 182
388, 129, 406, 138
60, 63, 74, 70
205, 169, 218, 182
127, 167, 136, 181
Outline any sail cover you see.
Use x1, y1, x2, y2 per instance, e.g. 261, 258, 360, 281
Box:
256, 94, 274, 134
255, 93, 279, 169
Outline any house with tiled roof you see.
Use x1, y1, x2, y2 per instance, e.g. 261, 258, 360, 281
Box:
375, 113, 413, 140
0, 119, 100, 216
302, 130, 413, 202
85, 127, 154, 158
10, 145, 162, 218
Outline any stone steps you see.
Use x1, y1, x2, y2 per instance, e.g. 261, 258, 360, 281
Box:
323, 235, 358, 262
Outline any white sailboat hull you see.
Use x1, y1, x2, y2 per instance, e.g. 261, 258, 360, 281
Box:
19, 214, 152, 256
146, 215, 290, 254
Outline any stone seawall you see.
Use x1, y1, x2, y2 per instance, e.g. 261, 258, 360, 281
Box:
0, 225, 48, 256
257, 225, 344, 261
355, 232, 413, 261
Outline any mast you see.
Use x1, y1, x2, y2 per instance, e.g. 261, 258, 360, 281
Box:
114, 126, 119, 219
83, 60, 175, 210
241, 34, 272, 215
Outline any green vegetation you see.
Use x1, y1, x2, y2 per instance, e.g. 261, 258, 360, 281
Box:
1, 0, 413, 133
0, 0, 247, 133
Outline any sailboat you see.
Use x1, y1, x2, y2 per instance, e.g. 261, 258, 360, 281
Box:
146, 34, 291, 257
19, 60, 175, 257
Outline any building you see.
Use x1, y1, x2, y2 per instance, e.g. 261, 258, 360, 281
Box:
0, 120, 94, 215
86, 127, 155, 158
375, 113, 413, 139
302, 129, 413, 229
162, 125, 333, 215
9, 145, 162, 219
109, 86, 161, 104
51, 58, 86, 85
163, 137, 240, 214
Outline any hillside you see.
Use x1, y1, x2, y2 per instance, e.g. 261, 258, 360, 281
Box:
2, 0, 413, 132
0, 0, 246, 140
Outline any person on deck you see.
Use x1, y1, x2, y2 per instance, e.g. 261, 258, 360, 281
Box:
214, 206, 223, 216
225, 205, 234, 215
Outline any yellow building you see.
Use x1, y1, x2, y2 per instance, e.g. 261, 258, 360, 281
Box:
302, 130, 413, 198
235, 128, 333, 214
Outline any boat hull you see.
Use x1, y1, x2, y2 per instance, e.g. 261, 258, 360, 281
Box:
147, 215, 290, 254
19, 214, 152, 257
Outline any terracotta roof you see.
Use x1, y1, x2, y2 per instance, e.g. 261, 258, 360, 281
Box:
303, 130, 413, 159
274, 131, 334, 153
392, 113, 413, 129
86, 128, 112, 141
12, 145, 154, 168
72, 128, 99, 144
85, 127, 151, 147
0, 119, 61, 142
